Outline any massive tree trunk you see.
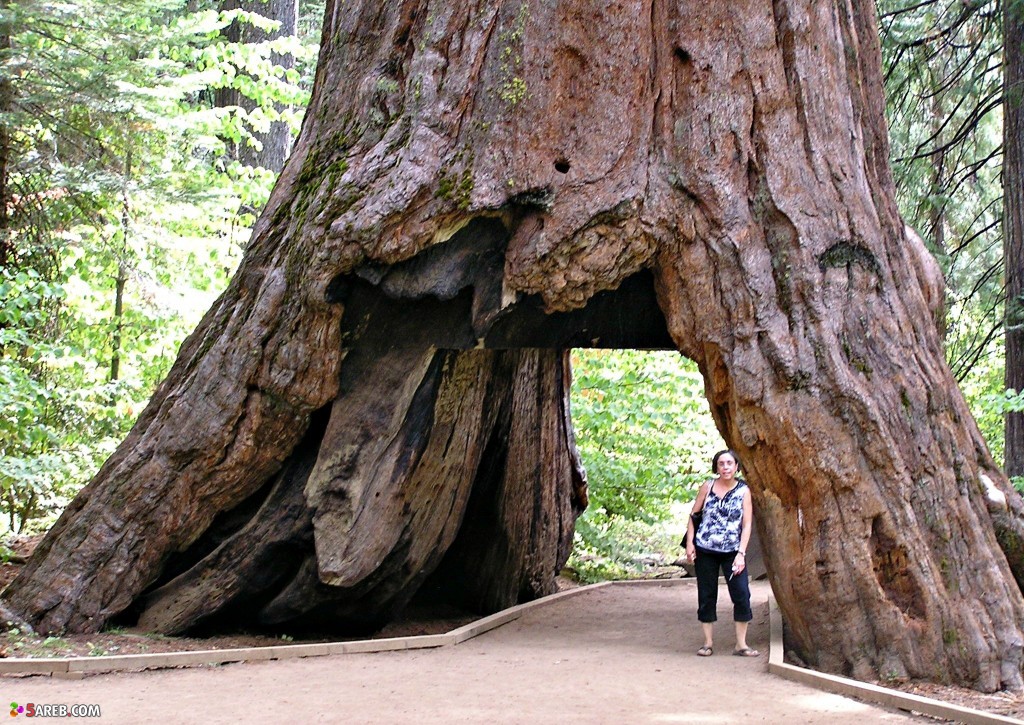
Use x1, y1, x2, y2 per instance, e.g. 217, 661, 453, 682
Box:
5, 0, 1024, 691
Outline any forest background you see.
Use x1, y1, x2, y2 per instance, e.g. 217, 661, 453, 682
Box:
0, 0, 1018, 582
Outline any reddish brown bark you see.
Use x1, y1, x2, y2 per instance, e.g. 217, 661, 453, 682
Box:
135, 343, 583, 635
4, 0, 1024, 692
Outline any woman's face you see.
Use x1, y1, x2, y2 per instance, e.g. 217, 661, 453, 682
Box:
716, 453, 737, 477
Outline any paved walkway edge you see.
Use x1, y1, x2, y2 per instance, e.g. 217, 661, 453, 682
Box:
766, 592, 1022, 725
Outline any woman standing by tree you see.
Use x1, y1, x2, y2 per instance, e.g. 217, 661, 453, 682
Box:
686, 450, 758, 657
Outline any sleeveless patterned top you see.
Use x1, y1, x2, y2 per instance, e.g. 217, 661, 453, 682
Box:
694, 480, 747, 553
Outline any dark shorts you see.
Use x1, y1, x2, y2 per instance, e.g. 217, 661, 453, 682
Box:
694, 546, 752, 623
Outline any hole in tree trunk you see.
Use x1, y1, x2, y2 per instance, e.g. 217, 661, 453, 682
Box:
870, 515, 926, 620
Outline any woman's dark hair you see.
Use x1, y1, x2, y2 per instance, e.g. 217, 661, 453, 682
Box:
711, 449, 741, 473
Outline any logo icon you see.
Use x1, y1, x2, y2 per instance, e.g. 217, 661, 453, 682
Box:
9, 702, 23, 717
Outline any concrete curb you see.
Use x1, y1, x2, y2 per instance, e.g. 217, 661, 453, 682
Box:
0, 582, 611, 677
766, 593, 1022, 725
447, 582, 612, 644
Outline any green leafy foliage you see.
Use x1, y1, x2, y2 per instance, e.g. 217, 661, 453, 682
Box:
879, 0, 1007, 459
0, 0, 321, 534
567, 350, 724, 581
0, 268, 123, 531
972, 385, 1024, 491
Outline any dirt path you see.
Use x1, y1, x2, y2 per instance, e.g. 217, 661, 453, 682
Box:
2, 581, 935, 724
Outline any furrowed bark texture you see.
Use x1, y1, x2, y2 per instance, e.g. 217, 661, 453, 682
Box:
5, 0, 1024, 690
136, 345, 581, 635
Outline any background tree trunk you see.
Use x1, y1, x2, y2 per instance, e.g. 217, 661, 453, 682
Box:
5, 0, 1024, 692
0, 2, 12, 270
215, 0, 298, 173
1006, 0, 1024, 479
927, 92, 948, 341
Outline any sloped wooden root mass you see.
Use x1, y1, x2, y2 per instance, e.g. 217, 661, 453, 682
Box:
5, 0, 1024, 692
136, 340, 586, 636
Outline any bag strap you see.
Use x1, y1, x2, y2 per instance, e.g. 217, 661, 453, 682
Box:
693, 481, 713, 514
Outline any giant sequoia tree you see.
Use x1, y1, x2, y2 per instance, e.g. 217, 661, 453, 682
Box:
6, 0, 1024, 692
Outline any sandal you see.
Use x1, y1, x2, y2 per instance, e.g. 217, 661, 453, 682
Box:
732, 647, 760, 657
697, 645, 713, 657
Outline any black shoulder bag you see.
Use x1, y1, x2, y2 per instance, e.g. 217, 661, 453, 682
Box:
681, 482, 712, 548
